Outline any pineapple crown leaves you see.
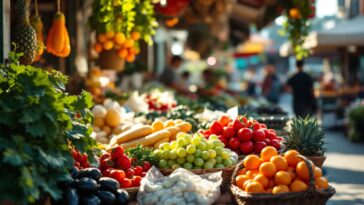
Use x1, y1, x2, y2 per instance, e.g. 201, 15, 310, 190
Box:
284, 116, 326, 156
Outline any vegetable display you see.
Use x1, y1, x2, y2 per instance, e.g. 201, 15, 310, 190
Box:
0, 52, 96, 204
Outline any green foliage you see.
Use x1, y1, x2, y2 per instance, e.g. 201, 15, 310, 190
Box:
348, 106, 364, 142
283, 117, 326, 156
126, 144, 159, 166
0, 52, 97, 204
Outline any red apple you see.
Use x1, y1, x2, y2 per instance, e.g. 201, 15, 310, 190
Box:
253, 130, 266, 142
271, 139, 281, 150
223, 127, 235, 139
264, 138, 271, 146
240, 141, 254, 154
266, 131, 277, 140
237, 128, 253, 142
229, 137, 241, 149
254, 141, 267, 153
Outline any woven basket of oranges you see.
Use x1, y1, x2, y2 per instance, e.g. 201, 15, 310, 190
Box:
230, 147, 335, 205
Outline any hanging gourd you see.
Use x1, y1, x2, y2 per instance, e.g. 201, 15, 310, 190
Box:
31, 0, 44, 61
46, 0, 70, 57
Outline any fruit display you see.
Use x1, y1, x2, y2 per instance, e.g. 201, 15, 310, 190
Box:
71, 149, 91, 169
99, 146, 154, 188
234, 146, 330, 194
154, 132, 238, 170
55, 167, 130, 205
11, 0, 37, 65
108, 119, 192, 149
200, 116, 282, 155
144, 92, 177, 112
138, 167, 221, 205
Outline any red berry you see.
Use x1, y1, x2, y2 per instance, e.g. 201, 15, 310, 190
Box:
125, 168, 135, 178
119, 178, 132, 188
142, 161, 152, 172
218, 115, 231, 126
253, 130, 266, 142
254, 141, 267, 153
222, 127, 235, 139
209, 121, 224, 135
252, 123, 261, 131
270, 139, 281, 150
240, 141, 254, 154
134, 166, 143, 176
111, 146, 124, 160
110, 170, 126, 182
79, 153, 88, 164
229, 137, 241, 149
71, 149, 79, 159
237, 128, 253, 141
232, 119, 244, 132
131, 176, 142, 187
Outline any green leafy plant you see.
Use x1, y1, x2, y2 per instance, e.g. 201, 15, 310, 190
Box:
126, 144, 159, 166
283, 117, 326, 156
348, 105, 364, 142
0, 52, 97, 204
279, 0, 315, 60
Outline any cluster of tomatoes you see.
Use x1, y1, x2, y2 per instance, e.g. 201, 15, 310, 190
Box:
93, 31, 141, 62
199, 116, 282, 155
99, 146, 152, 188
145, 94, 177, 112
71, 149, 91, 169
235, 147, 329, 194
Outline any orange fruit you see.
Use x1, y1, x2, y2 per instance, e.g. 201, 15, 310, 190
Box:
315, 177, 328, 189
265, 188, 273, 193
314, 167, 322, 178
243, 179, 254, 190
289, 8, 300, 19
103, 41, 114, 50
115, 32, 126, 45
131, 31, 141, 41
287, 166, 297, 180
254, 174, 269, 188
236, 175, 250, 188
268, 179, 275, 188
117, 48, 128, 59
272, 185, 290, 194
245, 181, 264, 193
151, 120, 164, 131
94, 43, 103, 53
296, 161, 314, 181
259, 162, 277, 178
238, 168, 247, 175
126, 54, 135, 62
284, 150, 302, 167
244, 155, 262, 170
106, 31, 115, 39
105, 110, 121, 127
261, 146, 278, 161
290, 179, 308, 192
246, 170, 259, 179
274, 171, 292, 186
270, 155, 288, 171
124, 39, 134, 48
97, 33, 107, 43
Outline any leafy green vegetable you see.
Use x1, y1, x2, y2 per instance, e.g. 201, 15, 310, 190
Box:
0, 52, 97, 204
126, 145, 158, 166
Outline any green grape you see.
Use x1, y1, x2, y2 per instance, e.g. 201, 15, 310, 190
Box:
162, 150, 170, 159
197, 142, 207, 151
161, 142, 171, 151
206, 141, 214, 150
153, 150, 162, 158
191, 137, 201, 146
207, 158, 216, 165
177, 138, 187, 147
171, 164, 180, 170
168, 160, 176, 167
177, 148, 187, 158
221, 151, 230, 160
168, 150, 177, 160
159, 159, 167, 168
215, 147, 223, 156
193, 166, 203, 170
170, 141, 178, 150
201, 151, 210, 160
183, 162, 193, 170
186, 144, 196, 154
209, 134, 219, 140
184, 134, 192, 143
203, 162, 214, 170
186, 154, 195, 163
214, 164, 225, 169
194, 158, 204, 167
223, 159, 233, 167
176, 132, 187, 140
208, 150, 217, 158
194, 149, 202, 158
177, 157, 185, 165
216, 156, 223, 164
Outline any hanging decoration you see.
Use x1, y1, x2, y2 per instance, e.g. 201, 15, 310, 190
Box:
31, 0, 45, 61
279, 0, 315, 60
155, 0, 190, 17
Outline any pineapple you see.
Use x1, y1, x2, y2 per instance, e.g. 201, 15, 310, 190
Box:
11, 0, 37, 65
283, 117, 326, 156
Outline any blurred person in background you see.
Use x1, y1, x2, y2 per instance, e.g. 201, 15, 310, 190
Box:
245, 67, 258, 97
262, 64, 281, 104
286, 60, 317, 117
159, 55, 190, 94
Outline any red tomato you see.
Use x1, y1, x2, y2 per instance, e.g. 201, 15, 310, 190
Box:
74, 161, 81, 169
223, 127, 235, 139
254, 141, 267, 153
218, 115, 231, 126
264, 138, 271, 146
82, 162, 90, 168
252, 123, 261, 131
229, 137, 241, 149
270, 139, 281, 150
132, 176, 142, 187
253, 130, 266, 142
218, 135, 228, 147
119, 178, 132, 188
125, 168, 135, 178
111, 146, 124, 160
237, 128, 253, 142
103, 168, 114, 177
71, 149, 79, 159
117, 155, 131, 170
142, 161, 152, 172
260, 124, 267, 129
100, 157, 115, 171
110, 170, 126, 182
134, 166, 143, 176
239, 141, 254, 154
209, 121, 224, 135
268, 129, 276, 134
79, 153, 88, 164
99, 153, 111, 162
141, 172, 147, 177
266, 131, 277, 140
204, 130, 211, 136
276, 137, 284, 142
232, 119, 244, 132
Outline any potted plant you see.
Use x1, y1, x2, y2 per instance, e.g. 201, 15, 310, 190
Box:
0, 52, 97, 204
89, 0, 157, 70
283, 117, 326, 167
347, 103, 364, 142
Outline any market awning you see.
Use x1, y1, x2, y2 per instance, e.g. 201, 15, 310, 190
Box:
305, 16, 364, 49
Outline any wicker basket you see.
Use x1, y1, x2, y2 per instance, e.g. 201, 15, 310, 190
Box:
123, 186, 139, 201
307, 156, 326, 168
160, 165, 236, 193
230, 155, 335, 205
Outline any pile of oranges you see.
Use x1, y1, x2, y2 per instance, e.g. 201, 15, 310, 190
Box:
93, 31, 141, 62
235, 146, 329, 194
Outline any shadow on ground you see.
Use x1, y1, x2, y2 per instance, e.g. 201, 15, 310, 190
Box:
325, 167, 364, 185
